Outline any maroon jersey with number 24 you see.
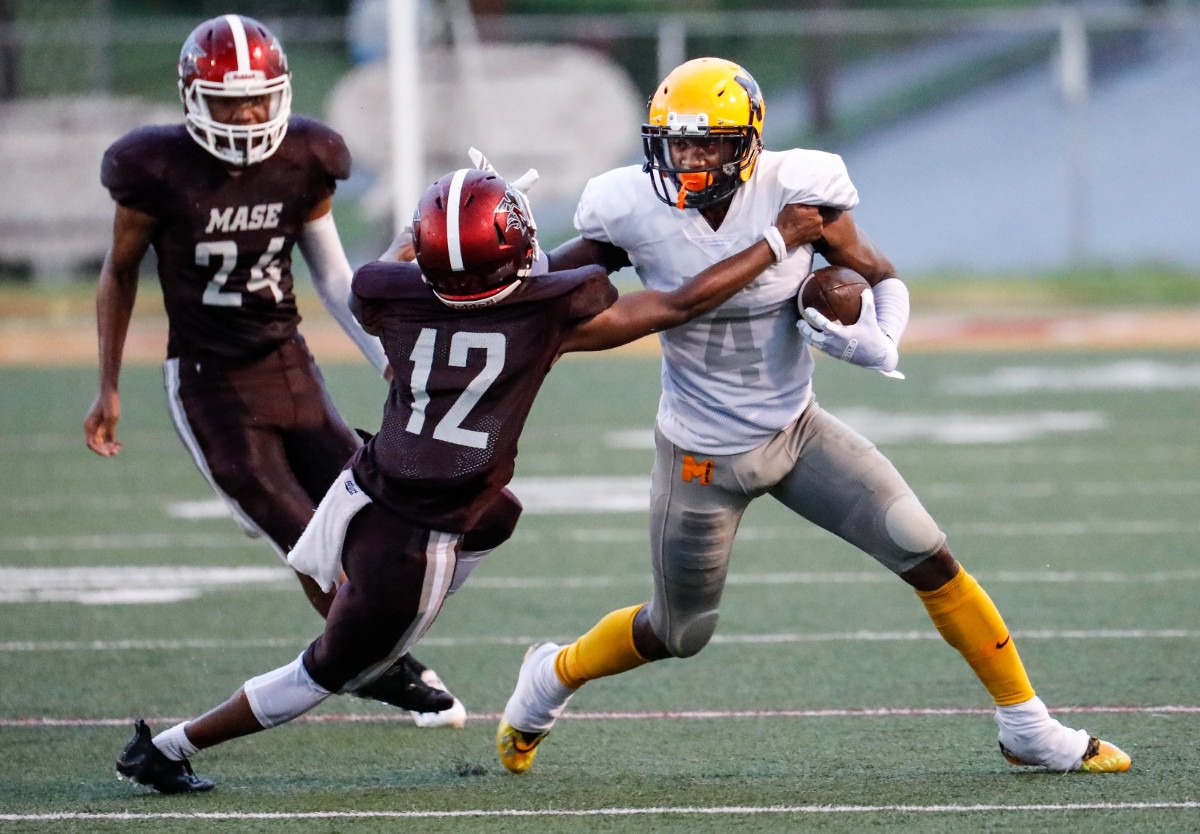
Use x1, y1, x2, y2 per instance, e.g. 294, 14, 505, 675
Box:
100, 116, 349, 361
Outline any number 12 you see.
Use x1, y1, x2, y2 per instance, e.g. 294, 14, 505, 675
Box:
405, 328, 506, 449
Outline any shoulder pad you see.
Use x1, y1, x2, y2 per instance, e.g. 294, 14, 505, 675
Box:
288, 116, 352, 181
352, 260, 424, 300
100, 125, 187, 210
773, 149, 859, 211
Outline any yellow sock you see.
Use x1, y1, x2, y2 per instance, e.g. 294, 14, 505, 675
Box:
555, 605, 648, 689
916, 568, 1035, 706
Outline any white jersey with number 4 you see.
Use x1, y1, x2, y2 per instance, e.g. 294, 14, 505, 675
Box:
575, 148, 860, 454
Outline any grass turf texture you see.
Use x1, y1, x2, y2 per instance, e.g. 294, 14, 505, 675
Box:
1, 350, 1198, 832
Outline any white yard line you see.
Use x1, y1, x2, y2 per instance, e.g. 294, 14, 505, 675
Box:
1, 565, 1199, 605
2, 802, 1200, 822
5, 515, 1200, 555
3, 703, 1199, 728
2, 627, 1197, 654
9, 478, 1198, 514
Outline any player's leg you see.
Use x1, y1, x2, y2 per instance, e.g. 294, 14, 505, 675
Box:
402, 488, 524, 729
165, 356, 336, 612
116, 476, 380, 793
498, 426, 760, 773
168, 356, 454, 713
453, 487, 523, 594
117, 502, 462, 793
303, 503, 459, 703
771, 402, 1128, 772
275, 336, 363, 506
272, 340, 464, 718
116, 644, 336, 793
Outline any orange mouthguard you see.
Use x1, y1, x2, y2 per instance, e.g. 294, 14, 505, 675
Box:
675, 172, 711, 208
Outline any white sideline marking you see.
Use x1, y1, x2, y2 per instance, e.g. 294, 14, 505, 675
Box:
2, 627, 1197, 654
7, 515, 1200, 557
3, 704, 1199, 729
0, 566, 290, 605
1, 533, 249, 552
165, 477, 656, 519
837, 408, 1105, 445
2, 802, 1199, 821
945, 360, 1200, 394
2, 566, 1200, 605
9, 478, 1200, 516
607, 410, 1105, 448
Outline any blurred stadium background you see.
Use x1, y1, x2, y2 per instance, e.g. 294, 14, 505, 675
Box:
1, 0, 1198, 284
2, 4, 1199, 829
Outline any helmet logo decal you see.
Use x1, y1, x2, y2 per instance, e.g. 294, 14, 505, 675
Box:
415, 169, 535, 309
734, 71, 764, 125
496, 188, 530, 236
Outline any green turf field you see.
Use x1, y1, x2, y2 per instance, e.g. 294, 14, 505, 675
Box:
1, 349, 1198, 832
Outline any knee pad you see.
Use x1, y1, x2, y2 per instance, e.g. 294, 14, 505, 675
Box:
882, 494, 943, 556
656, 609, 720, 658
243, 654, 332, 728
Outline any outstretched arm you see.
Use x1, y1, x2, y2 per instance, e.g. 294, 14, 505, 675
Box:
547, 236, 631, 274
83, 204, 156, 456
298, 196, 390, 376
561, 203, 823, 354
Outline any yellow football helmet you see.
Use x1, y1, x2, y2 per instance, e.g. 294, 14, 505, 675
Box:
642, 57, 765, 210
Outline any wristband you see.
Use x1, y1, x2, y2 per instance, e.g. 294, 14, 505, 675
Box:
762, 225, 787, 264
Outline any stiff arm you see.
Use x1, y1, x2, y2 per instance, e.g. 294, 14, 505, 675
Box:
560, 203, 823, 354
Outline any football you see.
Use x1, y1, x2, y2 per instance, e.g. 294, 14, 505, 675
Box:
798, 266, 870, 325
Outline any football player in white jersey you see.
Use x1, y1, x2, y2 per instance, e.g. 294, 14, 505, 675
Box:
497, 57, 1130, 775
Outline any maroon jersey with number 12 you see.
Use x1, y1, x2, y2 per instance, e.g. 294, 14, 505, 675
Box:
350, 261, 617, 532
100, 116, 349, 361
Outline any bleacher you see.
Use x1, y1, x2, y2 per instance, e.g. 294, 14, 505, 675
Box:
0, 97, 176, 283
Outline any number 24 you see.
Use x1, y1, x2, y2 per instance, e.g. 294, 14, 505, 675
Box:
195, 238, 285, 306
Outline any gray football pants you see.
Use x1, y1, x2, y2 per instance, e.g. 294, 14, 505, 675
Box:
646, 399, 947, 658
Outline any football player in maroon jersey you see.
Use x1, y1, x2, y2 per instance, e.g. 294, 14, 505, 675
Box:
112, 168, 825, 793
84, 14, 458, 726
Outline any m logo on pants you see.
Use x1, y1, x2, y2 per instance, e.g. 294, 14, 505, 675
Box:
681, 455, 713, 485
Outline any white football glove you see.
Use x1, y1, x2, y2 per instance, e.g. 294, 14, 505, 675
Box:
468, 146, 541, 268
798, 288, 905, 379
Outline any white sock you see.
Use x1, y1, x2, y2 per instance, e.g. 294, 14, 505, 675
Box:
152, 722, 199, 762
995, 696, 1089, 771
508, 644, 576, 732
535, 648, 578, 702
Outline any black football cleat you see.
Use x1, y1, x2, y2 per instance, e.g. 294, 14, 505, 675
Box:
115, 720, 214, 794
355, 653, 456, 714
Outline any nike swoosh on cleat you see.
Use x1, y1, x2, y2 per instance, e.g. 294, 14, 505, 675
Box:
995, 634, 1011, 649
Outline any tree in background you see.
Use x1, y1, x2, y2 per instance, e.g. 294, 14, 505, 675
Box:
0, 0, 17, 98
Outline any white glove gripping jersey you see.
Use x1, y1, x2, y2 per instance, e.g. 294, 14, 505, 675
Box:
575, 149, 860, 454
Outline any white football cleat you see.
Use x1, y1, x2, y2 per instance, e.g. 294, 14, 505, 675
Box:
410, 668, 466, 729
994, 696, 1129, 772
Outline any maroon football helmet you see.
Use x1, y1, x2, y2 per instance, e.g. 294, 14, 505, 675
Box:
413, 169, 537, 308
177, 14, 292, 166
